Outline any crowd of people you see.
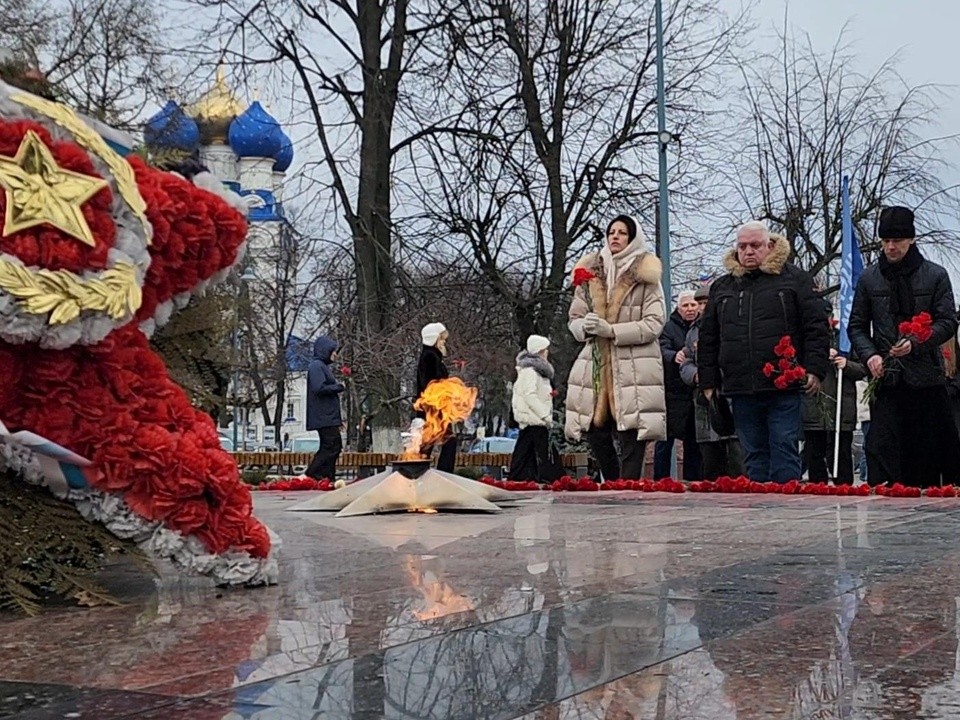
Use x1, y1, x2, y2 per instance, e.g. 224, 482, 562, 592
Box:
305, 205, 960, 489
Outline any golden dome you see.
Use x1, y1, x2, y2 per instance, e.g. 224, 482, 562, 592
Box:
188, 66, 244, 144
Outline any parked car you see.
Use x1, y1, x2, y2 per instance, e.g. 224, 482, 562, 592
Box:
468, 436, 517, 479
290, 436, 321, 454
469, 436, 518, 454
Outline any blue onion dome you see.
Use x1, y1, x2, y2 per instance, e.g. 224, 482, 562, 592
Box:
228, 101, 282, 158
144, 100, 200, 152
272, 127, 294, 172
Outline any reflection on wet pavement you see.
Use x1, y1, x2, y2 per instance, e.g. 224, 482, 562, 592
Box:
4, 492, 960, 718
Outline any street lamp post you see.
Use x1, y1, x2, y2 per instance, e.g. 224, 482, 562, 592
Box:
655, 0, 672, 303
231, 268, 257, 451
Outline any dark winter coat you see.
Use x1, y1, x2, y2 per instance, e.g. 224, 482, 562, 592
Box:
660, 309, 695, 438
848, 246, 957, 389
415, 345, 449, 418
698, 235, 831, 396
306, 336, 344, 430
801, 355, 867, 432
680, 322, 738, 443
416, 345, 448, 397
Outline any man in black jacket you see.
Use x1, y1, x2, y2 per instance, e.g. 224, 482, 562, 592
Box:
848, 206, 958, 487
656, 290, 701, 479
698, 221, 830, 482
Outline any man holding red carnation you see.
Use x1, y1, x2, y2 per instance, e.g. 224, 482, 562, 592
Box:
698, 221, 830, 483
849, 206, 959, 487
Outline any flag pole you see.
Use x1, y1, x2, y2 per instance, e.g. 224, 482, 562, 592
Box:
834, 173, 855, 482
833, 365, 843, 480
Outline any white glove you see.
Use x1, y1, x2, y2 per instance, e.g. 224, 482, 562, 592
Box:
583, 313, 614, 338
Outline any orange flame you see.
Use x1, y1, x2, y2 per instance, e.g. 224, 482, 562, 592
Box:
401, 378, 477, 460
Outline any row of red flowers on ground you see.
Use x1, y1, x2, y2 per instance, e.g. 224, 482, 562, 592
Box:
256, 477, 336, 492
256, 474, 954, 499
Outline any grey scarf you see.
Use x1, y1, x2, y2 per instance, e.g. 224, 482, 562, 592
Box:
516, 351, 555, 380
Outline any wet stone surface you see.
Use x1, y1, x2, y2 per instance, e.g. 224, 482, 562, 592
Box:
4, 491, 960, 718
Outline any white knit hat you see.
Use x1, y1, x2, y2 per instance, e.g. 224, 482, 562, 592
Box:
526, 335, 550, 354
421, 322, 448, 347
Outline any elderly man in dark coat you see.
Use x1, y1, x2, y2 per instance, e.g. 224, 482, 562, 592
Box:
305, 336, 345, 481
698, 221, 830, 483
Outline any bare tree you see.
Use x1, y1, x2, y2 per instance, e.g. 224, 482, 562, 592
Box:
309, 247, 521, 449
406, 0, 747, 340
0, 0, 181, 128
200, 0, 482, 450
713, 23, 960, 279
236, 218, 328, 444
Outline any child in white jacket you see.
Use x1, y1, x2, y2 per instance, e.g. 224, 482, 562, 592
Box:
508, 335, 557, 482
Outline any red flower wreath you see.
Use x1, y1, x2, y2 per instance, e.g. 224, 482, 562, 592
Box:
0, 115, 272, 565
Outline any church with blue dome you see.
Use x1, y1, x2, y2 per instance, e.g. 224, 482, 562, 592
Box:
144, 68, 301, 449
143, 67, 293, 229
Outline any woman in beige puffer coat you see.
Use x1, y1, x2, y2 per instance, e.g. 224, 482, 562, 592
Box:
565, 214, 667, 480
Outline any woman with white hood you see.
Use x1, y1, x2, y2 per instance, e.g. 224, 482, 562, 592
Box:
508, 335, 558, 483
565, 214, 667, 481
415, 322, 457, 472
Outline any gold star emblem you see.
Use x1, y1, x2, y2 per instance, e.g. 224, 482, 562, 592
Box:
0, 130, 108, 247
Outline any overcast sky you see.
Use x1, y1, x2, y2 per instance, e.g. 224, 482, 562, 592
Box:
728, 0, 960, 174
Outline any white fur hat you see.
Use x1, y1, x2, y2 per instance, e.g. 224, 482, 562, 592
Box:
526, 335, 550, 354
421, 322, 448, 347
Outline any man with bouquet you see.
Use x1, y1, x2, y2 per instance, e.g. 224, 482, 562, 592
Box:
848, 206, 958, 487
698, 221, 830, 483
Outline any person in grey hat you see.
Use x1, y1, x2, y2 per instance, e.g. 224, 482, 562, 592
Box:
849, 206, 958, 486
681, 285, 744, 479
656, 289, 702, 480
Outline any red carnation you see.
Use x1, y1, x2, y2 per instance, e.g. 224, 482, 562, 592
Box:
573, 268, 597, 287
774, 375, 789, 390
340, 365, 353, 377
762, 362, 775, 377
778, 358, 791, 372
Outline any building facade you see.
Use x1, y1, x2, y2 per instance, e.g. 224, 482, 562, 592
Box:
144, 70, 306, 450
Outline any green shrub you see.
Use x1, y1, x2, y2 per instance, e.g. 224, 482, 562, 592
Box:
455, 466, 484, 480
241, 468, 269, 486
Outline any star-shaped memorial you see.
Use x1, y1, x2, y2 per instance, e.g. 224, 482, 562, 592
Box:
288, 464, 522, 517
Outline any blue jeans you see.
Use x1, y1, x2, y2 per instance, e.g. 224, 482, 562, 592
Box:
654, 440, 673, 479
730, 393, 803, 483
859, 421, 871, 482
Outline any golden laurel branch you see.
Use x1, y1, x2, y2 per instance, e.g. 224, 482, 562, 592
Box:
0, 258, 141, 325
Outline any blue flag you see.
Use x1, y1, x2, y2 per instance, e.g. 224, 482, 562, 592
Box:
838, 175, 864, 355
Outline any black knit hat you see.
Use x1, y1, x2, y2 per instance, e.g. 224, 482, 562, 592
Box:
878, 206, 915, 239
606, 214, 637, 241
